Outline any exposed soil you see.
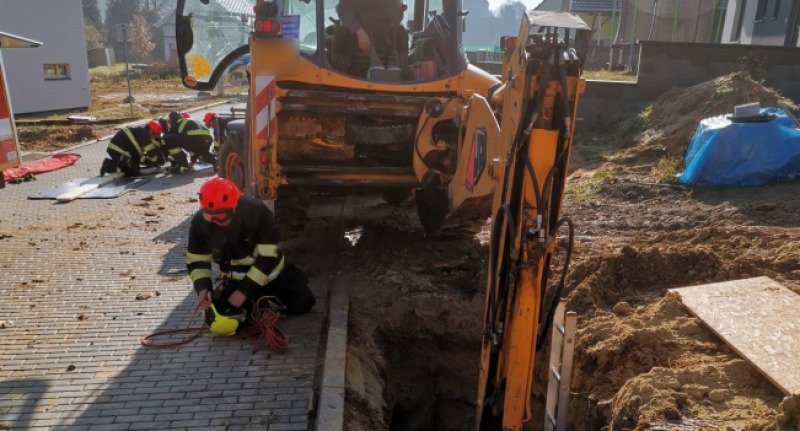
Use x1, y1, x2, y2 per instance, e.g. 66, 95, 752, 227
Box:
338, 73, 800, 431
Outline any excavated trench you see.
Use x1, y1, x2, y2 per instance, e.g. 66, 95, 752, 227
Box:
340, 222, 791, 430
319, 176, 799, 430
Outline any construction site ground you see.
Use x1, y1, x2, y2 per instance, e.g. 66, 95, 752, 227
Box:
3, 73, 800, 431
0, 106, 328, 431
15, 65, 245, 155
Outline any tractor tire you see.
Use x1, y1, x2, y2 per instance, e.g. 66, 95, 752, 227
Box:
381, 188, 412, 205
218, 130, 246, 192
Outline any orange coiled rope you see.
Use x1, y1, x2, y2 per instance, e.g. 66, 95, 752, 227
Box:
140, 304, 206, 349
237, 297, 289, 353
142, 298, 289, 353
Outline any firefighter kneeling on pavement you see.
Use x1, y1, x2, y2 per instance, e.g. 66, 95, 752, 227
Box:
100, 121, 165, 176
186, 178, 315, 336
162, 111, 216, 173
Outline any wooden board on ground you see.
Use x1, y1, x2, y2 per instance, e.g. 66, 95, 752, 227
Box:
670, 277, 800, 395
29, 176, 148, 200
56, 172, 125, 202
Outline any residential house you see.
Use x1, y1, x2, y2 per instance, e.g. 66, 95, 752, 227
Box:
155, 8, 178, 61
576, 1, 728, 44
0, 0, 90, 114
721, 0, 800, 46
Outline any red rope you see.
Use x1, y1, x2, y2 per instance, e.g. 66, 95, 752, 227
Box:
237, 298, 289, 354
141, 298, 289, 353
141, 305, 206, 349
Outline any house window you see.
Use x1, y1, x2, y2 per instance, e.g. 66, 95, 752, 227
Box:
733, 0, 749, 41
755, 0, 769, 22
44, 63, 70, 80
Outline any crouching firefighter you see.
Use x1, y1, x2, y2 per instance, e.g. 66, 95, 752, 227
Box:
100, 121, 165, 176
186, 178, 316, 336
162, 111, 216, 172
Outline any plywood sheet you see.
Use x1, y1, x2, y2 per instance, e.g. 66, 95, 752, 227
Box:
671, 277, 800, 395
30, 176, 147, 200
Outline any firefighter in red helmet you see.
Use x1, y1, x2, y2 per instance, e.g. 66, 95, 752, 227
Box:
161, 111, 216, 173
186, 178, 315, 335
100, 121, 165, 176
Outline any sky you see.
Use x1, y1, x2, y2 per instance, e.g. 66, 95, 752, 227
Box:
97, 0, 547, 23
97, 0, 546, 17
488, 0, 544, 13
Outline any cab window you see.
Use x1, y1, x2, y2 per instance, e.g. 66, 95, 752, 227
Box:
278, 0, 318, 55
178, 0, 255, 87
324, 0, 465, 82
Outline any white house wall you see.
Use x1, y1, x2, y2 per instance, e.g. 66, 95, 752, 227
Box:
0, 0, 90, 114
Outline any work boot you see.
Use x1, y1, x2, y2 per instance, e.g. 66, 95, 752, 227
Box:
100, 158, 118, 176
199, 153, 217, 165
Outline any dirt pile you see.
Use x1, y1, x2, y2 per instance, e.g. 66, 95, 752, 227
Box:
570, 293, 781, 430
18, 125, 97, 152
554, 223, 800, 430
603, 72, 799, 178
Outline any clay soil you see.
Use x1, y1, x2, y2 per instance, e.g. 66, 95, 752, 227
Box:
333, 73, 800, 431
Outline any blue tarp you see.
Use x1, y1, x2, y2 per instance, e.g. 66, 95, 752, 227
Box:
227, 54, 250, 72
678, 107, 800, 186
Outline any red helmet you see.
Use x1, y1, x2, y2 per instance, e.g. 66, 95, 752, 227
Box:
198, 178, 241, 224
182, 112, 191, 119
147, 120, 162, 136
203, 112, 217, 128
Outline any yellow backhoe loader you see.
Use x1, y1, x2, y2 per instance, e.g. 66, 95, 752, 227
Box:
175, 1, 589, 428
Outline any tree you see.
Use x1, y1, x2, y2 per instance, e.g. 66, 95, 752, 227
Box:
83, 0, 102, 27
105, 0, 141, 58
130, 14, 156, 62
85, 23, 105, 50
141, 0, 172, 26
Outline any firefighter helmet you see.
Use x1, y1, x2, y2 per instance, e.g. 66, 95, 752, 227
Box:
199, 178, 240, 223
147, 120, 162, 136
204, 303, 246, 336
203, 112, 217, 128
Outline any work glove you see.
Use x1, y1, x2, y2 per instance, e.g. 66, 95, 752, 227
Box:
228, 290, 248, 308
197, 289, 213, 310
168, 166, 193, 174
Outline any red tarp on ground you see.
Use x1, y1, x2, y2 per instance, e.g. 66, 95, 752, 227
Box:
3, 153, 81, 182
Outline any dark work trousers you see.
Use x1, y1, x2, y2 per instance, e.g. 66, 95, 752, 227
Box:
162, 134, 214, 168
331, 25, 409, 78
213, 263, 316, 316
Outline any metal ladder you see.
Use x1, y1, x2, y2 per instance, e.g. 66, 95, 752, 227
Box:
544, 299, 578, 431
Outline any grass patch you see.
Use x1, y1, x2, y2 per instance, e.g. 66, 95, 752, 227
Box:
652, 157, 682, 184
568, 170, 614, 201
583, 69, 637, 82
610, 103, 654, 145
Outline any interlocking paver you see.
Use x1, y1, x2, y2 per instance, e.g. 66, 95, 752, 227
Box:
0, 106, 327, 430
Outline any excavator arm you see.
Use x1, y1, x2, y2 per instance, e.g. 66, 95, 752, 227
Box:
470, 11, 591, 431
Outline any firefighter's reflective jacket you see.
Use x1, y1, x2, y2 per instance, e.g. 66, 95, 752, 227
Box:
106, 126, 163, 166
186, 196, 285, 297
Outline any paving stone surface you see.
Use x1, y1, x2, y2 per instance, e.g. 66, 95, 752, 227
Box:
0, 109, 326, 430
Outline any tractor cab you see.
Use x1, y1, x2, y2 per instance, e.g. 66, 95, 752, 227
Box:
176, 0, 469, 90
